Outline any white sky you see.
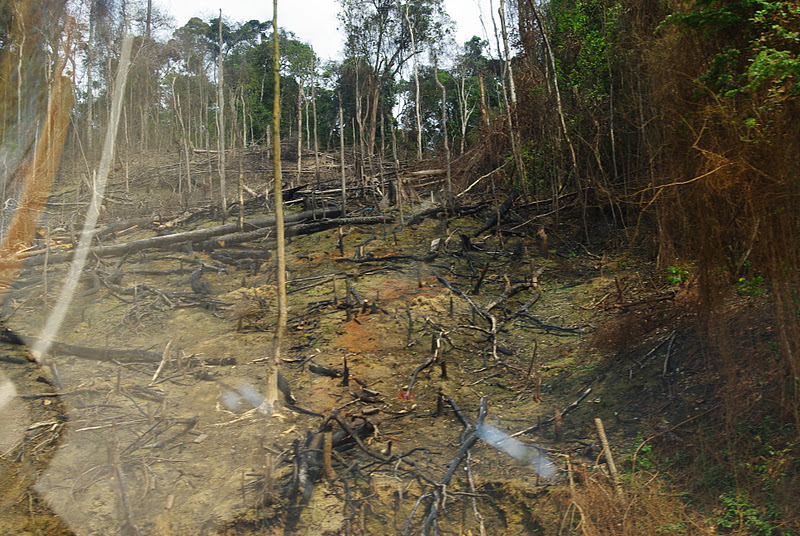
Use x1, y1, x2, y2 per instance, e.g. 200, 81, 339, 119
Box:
160, 0, 495, 61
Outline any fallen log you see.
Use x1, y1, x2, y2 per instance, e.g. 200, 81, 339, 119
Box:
404, 202, 486, 227
5, 207, 339, 268
407, 169, 446, 176
194, 214, 402, 252
0, 330, 236, 365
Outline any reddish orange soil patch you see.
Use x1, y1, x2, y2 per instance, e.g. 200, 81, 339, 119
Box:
376, 275, 440, 301
332, 316, 382, 353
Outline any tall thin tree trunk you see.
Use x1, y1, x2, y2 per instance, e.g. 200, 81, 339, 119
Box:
216, 10, 227, 220
14, 7, 25, 143
304, 88, 311, 152
172, 78, 191, 195
528, 0, 578, 193
123, 106, 130, 193
354, 64, 364, 185
456, 67, 475, 155
339, 92, 347, 215
86, 12, 94, 154
296, 79, 304, 186
312, 78, 320, 189
479, 72, 489, 128
404, 6, 423, 160
241, 89, 248, 148
389, 109, 403, 222
267, 0, 287, 410
238, 152, 244, 232
434, 60, 452, 205
145, 0, 152, 38
499, 0, 517, 105
493, 0, 526, 191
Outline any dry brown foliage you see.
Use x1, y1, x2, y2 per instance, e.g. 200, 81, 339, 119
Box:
561, 468, 713, 536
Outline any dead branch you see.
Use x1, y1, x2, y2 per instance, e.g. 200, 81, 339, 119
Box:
511, 387, 592, 438
473, 190, 518, 237
484, 281, 531, 312
410, 397, 489, 536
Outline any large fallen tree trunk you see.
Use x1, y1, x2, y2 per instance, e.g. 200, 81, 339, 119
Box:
194, 214, 388, 250
0, 330, 236, 365
4, 207, 340, 268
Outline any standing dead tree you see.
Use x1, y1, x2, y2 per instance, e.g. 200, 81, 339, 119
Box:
266, 0, 288, 410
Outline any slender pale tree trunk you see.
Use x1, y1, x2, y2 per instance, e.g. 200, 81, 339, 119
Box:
216, 10, 227, 220
354, 64, 364, 185
312, 77, 320, 189
86, 11, 94, 154
389, 109, 403, 222
240, 90, 248, 148
266, 0, 287, 410
499, 0, 517, 105
304, 88, 311, 151
296, 79, 304, 186
339, 92, 347, 215
455, 67, 475, 155
493, 0, 525, 191
528, 0, 578, 193
404, 6, 423, 160
141, 0, 150, 35
479, 72, 489, 128
434, 60, 452, 205
171, 78, 192, 195
13, 6, 25, 142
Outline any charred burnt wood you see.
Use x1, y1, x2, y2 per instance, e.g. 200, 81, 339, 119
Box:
335, 252, 437, 264
0, 355, 28, 364
208, 251, 267, 274
194, 227, 274, 251
406, 333, 447, 397
404, 202, 487, 227
412, 397, 489, 536
460, 234, 474, 252
473, 190, 518, 237
329, 414, 378, 453
516, 313, 585, 334
348, 282, 364, 308
471, 262, 490, 295
432, 270, 492, 324
277, 370, 297, 405
285, 404, 325, 418
0, 327, 26, 345
339, 356, 350, 387
189, 268, 210, 295
287, 216, 392, 239
210, 249, 271, 263
446, 397, 471, 429
308, 362, 343, 378
405, 206, 443, 226
484, 281, 532, 312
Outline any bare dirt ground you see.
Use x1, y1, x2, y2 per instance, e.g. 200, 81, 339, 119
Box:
0, 150, 721, 535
